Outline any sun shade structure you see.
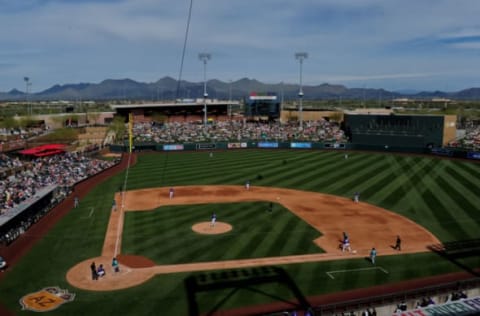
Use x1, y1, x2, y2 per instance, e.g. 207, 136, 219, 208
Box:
19, 144, 66, 157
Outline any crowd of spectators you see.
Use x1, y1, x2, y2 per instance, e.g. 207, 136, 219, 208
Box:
0, 154, 24, 174
0, 152, 115, 213
448, 126, 480, 150
0, 151, 117, 245
446, 290, 468, 302
0, 190, 67, 246
132, 120, 346, 144
0, 126, 46, 140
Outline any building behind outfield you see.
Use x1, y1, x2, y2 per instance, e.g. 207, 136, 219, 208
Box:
343, 113, 457, 149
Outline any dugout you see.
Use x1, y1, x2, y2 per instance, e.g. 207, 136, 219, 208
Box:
343, 114, 456, 149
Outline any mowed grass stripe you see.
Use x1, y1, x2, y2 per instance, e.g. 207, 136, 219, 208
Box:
454, 160, 480, 180
297, 153, 371, 192
438, 168, 480, 213
432, 176, 480, 238
381, 159, 438, 209
373, 157, 438, 223
226, 205, 311, 259
248, 209, 323, 258
228, 150, 323, 183
159, 152, 288, 185
359, 155, 411, 203
307, 154, 381, 193
281, 152, 359, 190
254, 152, 340, 188
380, 157, 438, 209
123, 208, 208, 260
256, 152, 337, 188
444, 164, 480, 205
421, 187, 469, 241
324, 158, 390, 197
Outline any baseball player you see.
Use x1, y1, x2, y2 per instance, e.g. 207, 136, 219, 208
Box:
245, 180, 250, 190
169, 187, 174, 199
394, 235, 402, 251
342, 236, 351, 253
210, 212, 217, 227
370, 247, 377, 264
354, 192, 360, 203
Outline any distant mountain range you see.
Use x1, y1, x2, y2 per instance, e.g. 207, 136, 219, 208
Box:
1, 77, 480, 101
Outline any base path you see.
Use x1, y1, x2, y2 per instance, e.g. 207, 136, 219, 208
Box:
66, 185, 440, 291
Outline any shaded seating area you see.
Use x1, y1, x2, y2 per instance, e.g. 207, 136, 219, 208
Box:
19, 144, 66, 157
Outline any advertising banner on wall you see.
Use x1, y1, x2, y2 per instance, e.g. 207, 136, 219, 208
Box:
163, 144, 184, 151
290, 142, 312, 149
227, 142, 248, 149
324, 143, 346, 149
467, 152, 480, 160
196, 143, 216, 150
258, 142, 278, 148
431, 147, 453, 156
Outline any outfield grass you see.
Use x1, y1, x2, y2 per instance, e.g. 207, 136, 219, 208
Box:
1, 150, 480, 315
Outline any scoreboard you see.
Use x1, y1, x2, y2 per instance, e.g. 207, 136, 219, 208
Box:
245, 92, 280, 120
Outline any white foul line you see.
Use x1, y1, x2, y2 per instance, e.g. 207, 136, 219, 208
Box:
326, 266, 389, 279
114, 152, 132, 257
80, 207, 95, 219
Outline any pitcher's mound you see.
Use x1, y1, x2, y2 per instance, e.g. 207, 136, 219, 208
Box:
192, 222, 232, 234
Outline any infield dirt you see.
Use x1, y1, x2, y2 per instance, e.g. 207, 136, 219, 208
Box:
66, 185, 440, 291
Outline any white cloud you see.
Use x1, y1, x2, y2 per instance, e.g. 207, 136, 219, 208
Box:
451, 42, 480, 49
2, 0, 480, 91
437, 27, 480, 40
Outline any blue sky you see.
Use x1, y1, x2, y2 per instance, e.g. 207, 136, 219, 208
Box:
1, 0, 480, 93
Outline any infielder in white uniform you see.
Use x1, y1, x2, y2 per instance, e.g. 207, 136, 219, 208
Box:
169, 187, 174, 199
342, 236, 352, 252
210, 212, 217, 227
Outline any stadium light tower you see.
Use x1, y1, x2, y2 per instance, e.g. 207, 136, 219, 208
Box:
198, 53, 211, 127
24, 77, 31, 115
295, 52, 308, 130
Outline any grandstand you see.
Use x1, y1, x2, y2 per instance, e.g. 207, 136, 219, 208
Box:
111, 99, 241, 123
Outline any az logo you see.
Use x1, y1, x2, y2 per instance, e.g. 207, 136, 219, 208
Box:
20, 286, 75, 312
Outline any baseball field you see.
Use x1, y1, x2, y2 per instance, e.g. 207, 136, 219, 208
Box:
1, 149, 480, 315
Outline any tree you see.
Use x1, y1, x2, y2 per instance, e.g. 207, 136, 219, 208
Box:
0, 116, 18, 130
107, 116, 127, 143
18, 116, 35, 129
